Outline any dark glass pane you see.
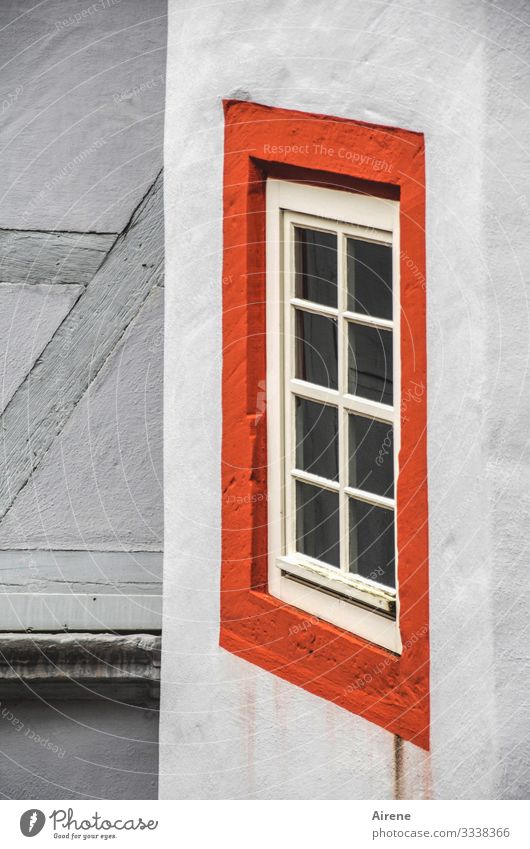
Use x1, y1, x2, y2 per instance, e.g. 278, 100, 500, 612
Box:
296, 397, 338, 481
295, 227, 337, 308
295, 309, 338, 390
349, 498, 395, 587
296, 481, 340, 568
347, 238, 392, 319
349, 415, 394, 498
348, 323, 393, 404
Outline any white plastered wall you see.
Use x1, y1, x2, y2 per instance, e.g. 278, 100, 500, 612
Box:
161, 0, 530, 799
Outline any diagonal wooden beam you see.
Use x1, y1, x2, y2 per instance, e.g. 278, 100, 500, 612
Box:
0, 170, 163, 521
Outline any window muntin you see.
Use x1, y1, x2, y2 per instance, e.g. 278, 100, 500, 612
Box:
267, 180, 401, 653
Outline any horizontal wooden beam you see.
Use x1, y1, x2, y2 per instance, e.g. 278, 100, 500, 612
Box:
0, 229, 117, 285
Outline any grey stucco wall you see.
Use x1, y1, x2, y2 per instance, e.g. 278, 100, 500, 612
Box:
0, 0, 166, 800
161, 0, 530, 799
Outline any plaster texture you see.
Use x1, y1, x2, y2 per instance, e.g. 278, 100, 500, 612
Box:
0, 276, 163, 551
161, 0, 530, 799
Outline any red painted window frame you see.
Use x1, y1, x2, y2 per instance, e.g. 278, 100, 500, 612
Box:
220, 99, 429, 749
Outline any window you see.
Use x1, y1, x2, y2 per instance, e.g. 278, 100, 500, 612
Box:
220, 99, 429, 748
267, 181, 401, 652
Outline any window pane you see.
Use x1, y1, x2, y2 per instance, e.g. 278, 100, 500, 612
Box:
295, 309, 338, 389
296, 481, 340, 568
347, 238, 392, 319
349, 498, 395, 588
295, 397, 338, 481
349, 415, 394, 498
295, 227, 337, 308
348, 322, 393, 404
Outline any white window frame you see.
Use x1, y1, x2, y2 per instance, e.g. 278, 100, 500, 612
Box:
266, 179, 402, 653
